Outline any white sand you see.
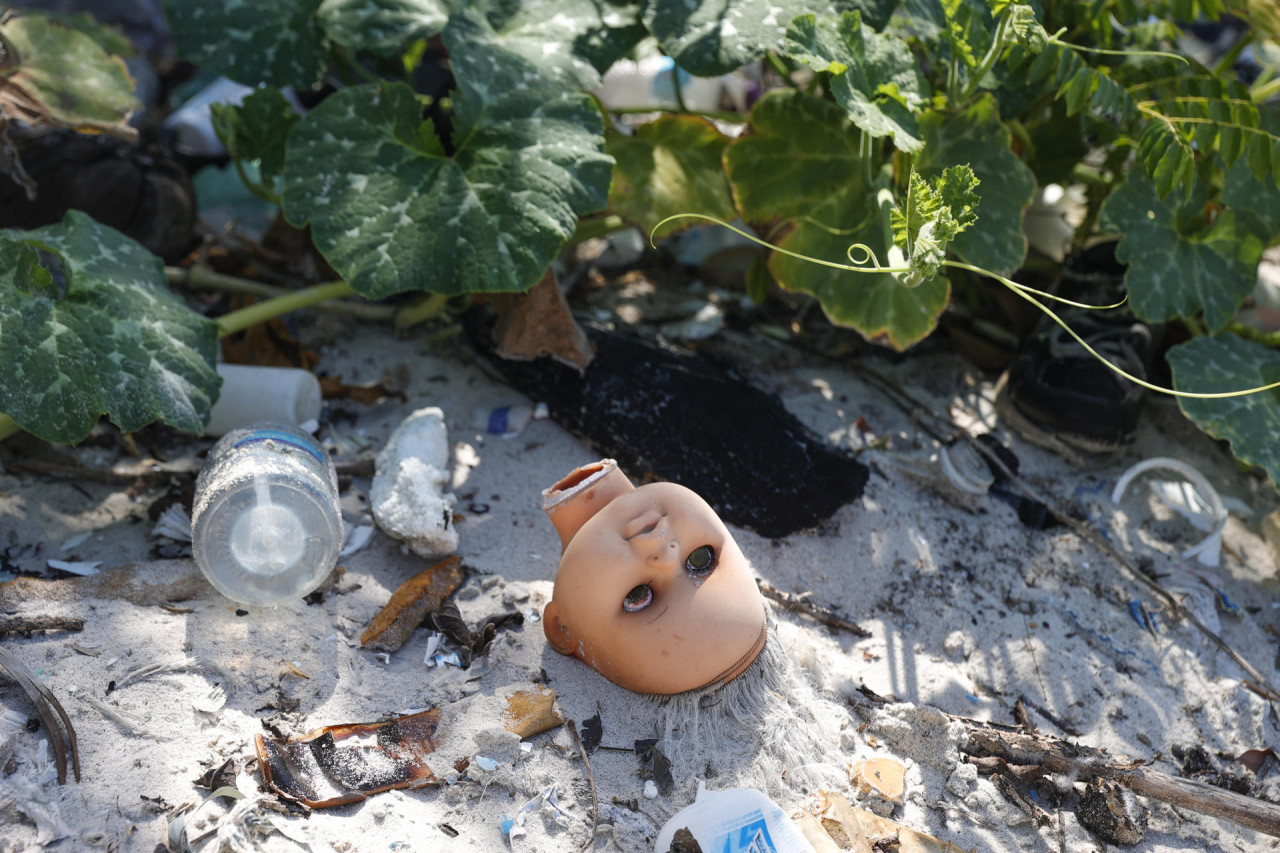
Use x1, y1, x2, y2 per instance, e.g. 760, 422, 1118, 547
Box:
1, 319, 1278, 852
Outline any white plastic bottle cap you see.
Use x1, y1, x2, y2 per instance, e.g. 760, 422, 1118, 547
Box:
205, 364, 322, 437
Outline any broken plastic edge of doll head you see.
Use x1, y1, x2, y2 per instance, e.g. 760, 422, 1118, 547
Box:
541, 459, 768, 696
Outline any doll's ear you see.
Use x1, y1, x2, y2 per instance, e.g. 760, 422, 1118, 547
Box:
542, 601, 576, 655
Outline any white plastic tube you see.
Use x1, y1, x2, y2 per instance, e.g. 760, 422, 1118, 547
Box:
205, 364, 322, 437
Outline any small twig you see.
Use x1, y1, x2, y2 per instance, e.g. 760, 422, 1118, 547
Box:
0, 615, 85, 637
757, 579, 871, 637
567, 720, 599, 852
0, 647, 80, 783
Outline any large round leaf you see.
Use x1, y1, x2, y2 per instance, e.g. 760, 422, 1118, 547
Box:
1100, 172, 1262, 331
282, 21, 611, 298
316, 0, 448, 53
726, 90, 948, 350
642, 0, 897, 76
786, 11, 927, 152
168, 0, 329, 89
1168, 334, 1280, 491
607, 115, 736, 234
0, 212, 219, 444
0, 14, 139, 136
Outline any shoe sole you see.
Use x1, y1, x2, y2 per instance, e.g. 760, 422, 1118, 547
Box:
993, 371, 1125, 469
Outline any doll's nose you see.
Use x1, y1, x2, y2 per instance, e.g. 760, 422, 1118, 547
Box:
632, 530, 681, 570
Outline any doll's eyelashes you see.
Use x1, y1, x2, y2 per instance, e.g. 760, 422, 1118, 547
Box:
622, 584, 653, 612
685, 545, 716, 576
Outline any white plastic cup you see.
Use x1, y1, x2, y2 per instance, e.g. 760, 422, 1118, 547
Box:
191, 423, 342, 606
204, 364, 322, 437
653, 784, 817, 853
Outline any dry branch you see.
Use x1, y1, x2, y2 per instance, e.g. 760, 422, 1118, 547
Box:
962, 723, 1280, 838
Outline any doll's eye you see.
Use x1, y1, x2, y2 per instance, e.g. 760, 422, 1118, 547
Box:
685, 545, 715, 576
622, 584, 653, 612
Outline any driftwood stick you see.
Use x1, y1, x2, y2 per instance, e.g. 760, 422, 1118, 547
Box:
963, 723, 1280, 838
757, 579, 871, 637
0, 615, 85, 636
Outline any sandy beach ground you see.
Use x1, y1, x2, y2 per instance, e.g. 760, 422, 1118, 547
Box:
2, 303, 1279, 852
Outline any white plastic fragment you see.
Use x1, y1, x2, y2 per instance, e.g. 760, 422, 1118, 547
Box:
1111, 457, 1227, 567
474, 755, 499, 772
423, 633, 442, 666
643, 780, 659, 799
59, 532, 91, 551
46, 559, 100, 576
370, 407, 459, 559
339, 524, 374, 557
152, 504, 193, 542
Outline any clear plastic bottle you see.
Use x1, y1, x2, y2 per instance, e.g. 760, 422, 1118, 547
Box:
191, 423, 342, 606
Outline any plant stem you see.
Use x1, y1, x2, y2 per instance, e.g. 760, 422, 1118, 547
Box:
766, 51, 799, 89
960, 12, 1010, 102
168, 266, 395, 322
0, 413, 20, 443
215, 280, 358, 337
670, 64, 689, 113
570, 214, 628, 245
604, 105, 746, 124
394, 293, 450, 331
1226, 322, 1280, 348
231, 158, 281, 205
1252, 75, 1280, 104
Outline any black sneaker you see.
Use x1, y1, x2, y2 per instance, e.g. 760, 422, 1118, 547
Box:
995, 309, 1159, 467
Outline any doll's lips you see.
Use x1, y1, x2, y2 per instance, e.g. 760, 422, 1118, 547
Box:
623, 510, 664, 540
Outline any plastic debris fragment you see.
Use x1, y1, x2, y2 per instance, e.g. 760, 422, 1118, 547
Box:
46, 559, 100, 576
1111, 457, 1228, 567
255, 683, 563, 808
339, 524, 374, 557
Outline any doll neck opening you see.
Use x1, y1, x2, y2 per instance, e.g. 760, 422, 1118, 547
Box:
542, 459, 634, 548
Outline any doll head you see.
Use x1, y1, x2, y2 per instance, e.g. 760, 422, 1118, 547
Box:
541, 460, 768, 695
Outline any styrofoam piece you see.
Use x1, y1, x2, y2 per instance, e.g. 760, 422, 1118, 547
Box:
204, 364, 322, 437
370, 407, 458, 560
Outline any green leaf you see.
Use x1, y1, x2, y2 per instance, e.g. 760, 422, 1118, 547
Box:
0, 212, 220, 444
640, 0, 815, 77
488, 0, 647, 86
167, 0, 329, 89
1099, 172, 1259, 330
1168, 334, 1280, 491
641, 0, 902, 77
915, 95, 1034, 275
210, 88, 300, 186
316, 0, 448, 53
0, 14, 139, 136
281, 19, 611, 299
785, 12, 927, 153
890, 165, 980, 285
726, 90, 949, 350
606, 115, 736, 234
1223, 158, 1280, 241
